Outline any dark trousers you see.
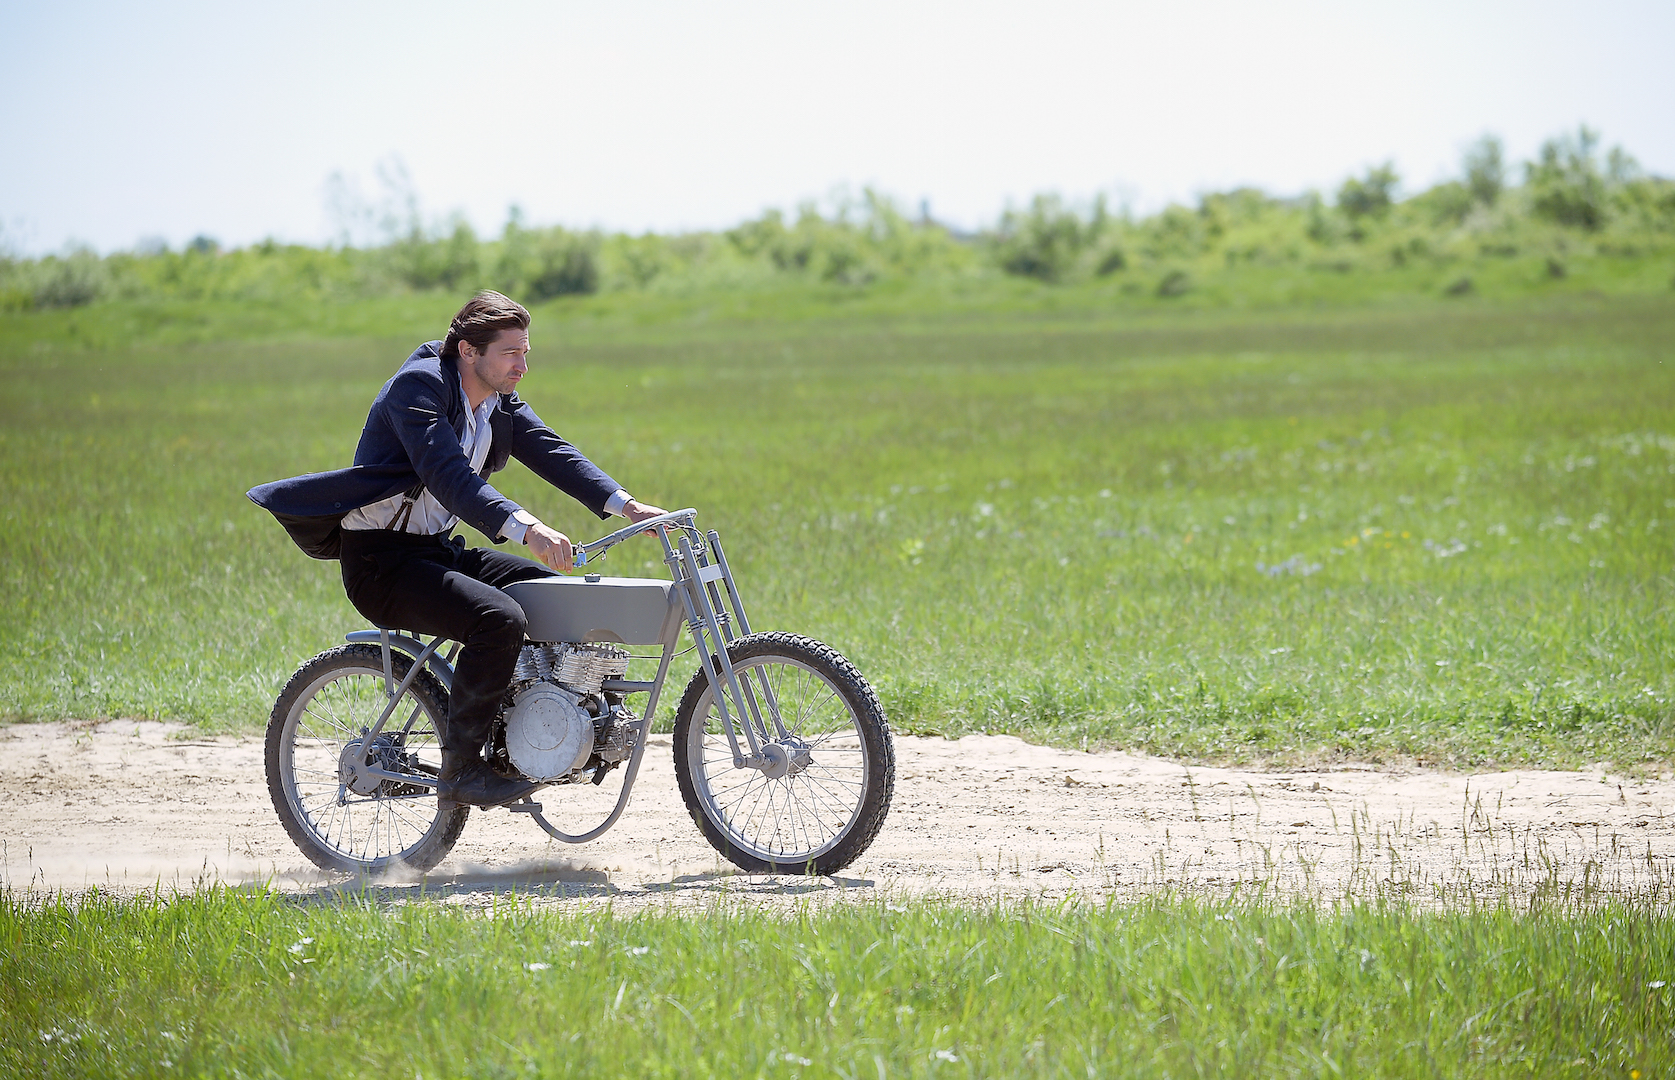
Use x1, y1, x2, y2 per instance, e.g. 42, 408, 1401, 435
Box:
339, 529, 553, 758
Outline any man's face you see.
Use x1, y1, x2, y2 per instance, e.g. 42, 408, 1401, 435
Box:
460, 328, 531, 396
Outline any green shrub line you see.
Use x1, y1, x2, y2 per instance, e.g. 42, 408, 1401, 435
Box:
2, 887, 1671, 1077
3, 127, 1672, 321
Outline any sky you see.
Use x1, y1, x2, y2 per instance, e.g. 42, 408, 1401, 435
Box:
2, 0, 1671, 255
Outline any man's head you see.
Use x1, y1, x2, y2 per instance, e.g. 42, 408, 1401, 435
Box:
445, 291, 532, 401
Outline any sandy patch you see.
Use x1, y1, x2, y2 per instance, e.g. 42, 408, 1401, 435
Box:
3, 722, 1672, 908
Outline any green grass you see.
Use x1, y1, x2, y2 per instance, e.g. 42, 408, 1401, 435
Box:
3, 889, 1671, 1078
3, 287, 1674, 1077
1, 292, 1672, 769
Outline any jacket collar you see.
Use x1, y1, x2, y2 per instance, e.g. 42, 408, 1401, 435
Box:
411, 339, 520, 423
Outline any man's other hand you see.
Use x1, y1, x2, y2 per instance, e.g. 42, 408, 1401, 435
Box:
623, 500, 668, 533
525, 522, 574, 572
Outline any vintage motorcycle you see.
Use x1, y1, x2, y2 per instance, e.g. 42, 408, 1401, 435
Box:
264, 509, 894, 876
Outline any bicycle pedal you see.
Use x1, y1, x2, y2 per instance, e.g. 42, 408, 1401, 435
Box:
507, 801, 543, 814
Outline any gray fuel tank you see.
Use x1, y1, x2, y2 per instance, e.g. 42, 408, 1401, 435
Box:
503, 575, 683, 646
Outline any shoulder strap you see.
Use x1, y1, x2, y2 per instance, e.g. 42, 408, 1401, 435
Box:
390, 481, 424, 533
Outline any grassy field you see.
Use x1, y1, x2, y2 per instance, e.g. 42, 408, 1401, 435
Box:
2, 889, 1670, 1078
1, 288, 1672, 770
3, 273, 1674, 1080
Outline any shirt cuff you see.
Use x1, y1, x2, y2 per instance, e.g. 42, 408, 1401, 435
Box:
502, 508, 539, 544
603, 489, 632, 517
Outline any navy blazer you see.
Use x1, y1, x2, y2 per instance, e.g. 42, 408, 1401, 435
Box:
248, 341, 620, 558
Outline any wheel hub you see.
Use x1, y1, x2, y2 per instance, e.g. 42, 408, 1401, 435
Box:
338, 734, 407, 797
757, 739, 812, 780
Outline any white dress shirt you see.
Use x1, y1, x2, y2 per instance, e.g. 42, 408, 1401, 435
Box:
342, 375, 629, 541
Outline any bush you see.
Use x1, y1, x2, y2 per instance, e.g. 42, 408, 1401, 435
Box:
1305, 194, 1343, 245
527, 233, 600, 299
989, 194, 1106, 282
854, 191, 970, 280
31, 249, 106, 308
1095, 247, 1127, 275
1140, 205, 1207, 259
0, 257, 31, 311
1413, 181, 1476, 225
389, 219, 480, 291
724, 207, 874, 283
1611, 177, 1675, 232
1463, 135, 1506, 207
726, 209, 793, 267
1156, 269, 1191, 297
722, 193, 963, 285
495, 222, 599, 299
609, 233, 676, 288
1527, 126, 1611, 230
1338, 163, 1399, 221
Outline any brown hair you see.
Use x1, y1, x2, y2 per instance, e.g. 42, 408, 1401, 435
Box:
441, 290, 531, 361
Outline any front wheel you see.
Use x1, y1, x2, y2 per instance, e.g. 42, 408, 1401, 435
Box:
673, 632, 894, 874
266, 644, 468, 873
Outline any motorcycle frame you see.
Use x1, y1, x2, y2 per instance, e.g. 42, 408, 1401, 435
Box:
340, 509, 779, 846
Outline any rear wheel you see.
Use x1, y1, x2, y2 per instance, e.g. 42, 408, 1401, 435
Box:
673, 632, 893, 874
266, 644, 468, 873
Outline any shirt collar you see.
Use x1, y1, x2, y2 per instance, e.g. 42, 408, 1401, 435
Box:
457, 372, 497, 432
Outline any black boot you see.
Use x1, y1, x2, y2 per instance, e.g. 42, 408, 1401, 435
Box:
437, 754, 541, 808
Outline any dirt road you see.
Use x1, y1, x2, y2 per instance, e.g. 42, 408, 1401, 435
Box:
3, 722, 1671, 908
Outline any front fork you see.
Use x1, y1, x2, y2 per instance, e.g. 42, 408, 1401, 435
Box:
664, 528, 794, 772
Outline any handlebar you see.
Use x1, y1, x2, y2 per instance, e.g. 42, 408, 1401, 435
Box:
573, 508, 698, 567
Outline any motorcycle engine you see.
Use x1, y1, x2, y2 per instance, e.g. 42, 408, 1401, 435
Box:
497, 643, 632, 782
500, 682, 595, 781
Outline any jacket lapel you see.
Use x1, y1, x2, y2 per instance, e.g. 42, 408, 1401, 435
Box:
485, 396, 513, 477
441, 355, 467, 437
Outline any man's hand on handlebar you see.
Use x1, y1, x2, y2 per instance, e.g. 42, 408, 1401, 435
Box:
524, 522, 574, 573
623, 500, 668, 534
525, 502, 668, 572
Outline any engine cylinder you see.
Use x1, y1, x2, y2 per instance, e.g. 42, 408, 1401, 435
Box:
512, 643, 629, 694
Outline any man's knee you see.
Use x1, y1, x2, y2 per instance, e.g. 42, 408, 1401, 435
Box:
472, 596, 529, 648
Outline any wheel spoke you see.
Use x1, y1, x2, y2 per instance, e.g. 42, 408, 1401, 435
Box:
791, 771, 846, 823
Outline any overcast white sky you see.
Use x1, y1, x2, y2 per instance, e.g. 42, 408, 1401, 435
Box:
2, 0, 1670, 255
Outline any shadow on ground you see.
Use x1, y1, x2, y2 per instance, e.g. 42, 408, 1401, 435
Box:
263, 859, 877, 906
